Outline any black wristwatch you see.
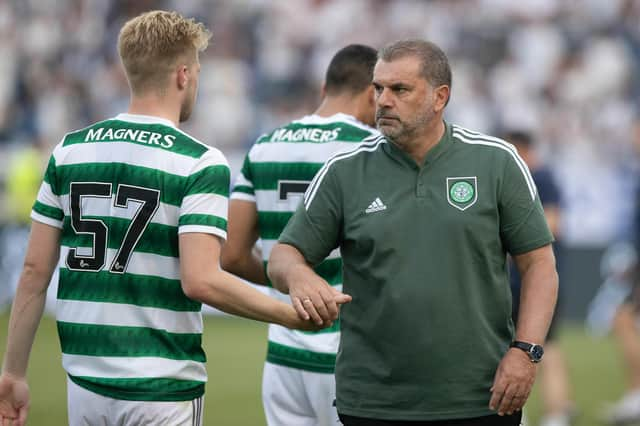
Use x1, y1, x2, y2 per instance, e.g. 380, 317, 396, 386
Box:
510, 340, 544, 363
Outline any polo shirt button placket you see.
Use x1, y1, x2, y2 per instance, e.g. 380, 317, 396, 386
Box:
416, 174, 427, 198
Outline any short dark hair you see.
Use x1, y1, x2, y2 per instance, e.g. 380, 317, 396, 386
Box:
503, 130, 533, 148
378, 39, 452, 98
324, 44, 378, 96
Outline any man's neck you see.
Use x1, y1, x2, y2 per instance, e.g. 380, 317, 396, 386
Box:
314, 94, 366, 124
128, 94, 180, 127
400, 119, 446, 165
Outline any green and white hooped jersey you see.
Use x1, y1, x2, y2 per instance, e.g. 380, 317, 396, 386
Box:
232, 113, 378, 373
31, 113, 230, 401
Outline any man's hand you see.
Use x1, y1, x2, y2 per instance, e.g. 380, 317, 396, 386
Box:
281, 305, 334, 332
489, 348, 536, 416
0, 374, 29, 426
288, 264, 351, 325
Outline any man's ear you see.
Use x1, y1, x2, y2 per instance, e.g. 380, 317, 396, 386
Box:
365, 85, 375, 106
177, 65, 189, 90
434, 85, 450, 111
319, 83, 327, 101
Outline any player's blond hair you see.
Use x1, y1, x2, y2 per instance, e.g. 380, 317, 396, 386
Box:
118, 10, 211, 94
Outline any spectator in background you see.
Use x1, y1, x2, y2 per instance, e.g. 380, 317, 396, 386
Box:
505, 130, 574, 426
607, 295, 640, 424
599, 149, 640, 424
5, 140, 46, 225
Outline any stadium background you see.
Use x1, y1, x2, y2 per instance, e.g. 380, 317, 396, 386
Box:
0, 0, 638, 424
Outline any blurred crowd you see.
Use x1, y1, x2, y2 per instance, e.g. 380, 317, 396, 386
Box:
0, 2, 639, 421
0, 0, 639, 242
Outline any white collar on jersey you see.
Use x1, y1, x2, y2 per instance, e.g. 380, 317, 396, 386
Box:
294, 112, 358, 125
293, 113, 377, 133
115, 113, 176, 128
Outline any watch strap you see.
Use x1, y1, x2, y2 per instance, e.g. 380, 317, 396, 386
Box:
510, 340, 543, 363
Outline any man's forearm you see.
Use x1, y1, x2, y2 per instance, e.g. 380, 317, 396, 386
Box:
222, 251, 268, 286
186, 268, 301, 328
2, 268, 49, 377
2, 222, 60, 378
267, 243, 311, 294
515, 256, 558, 344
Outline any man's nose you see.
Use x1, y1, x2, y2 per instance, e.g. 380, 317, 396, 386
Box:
376, 88, 394, 107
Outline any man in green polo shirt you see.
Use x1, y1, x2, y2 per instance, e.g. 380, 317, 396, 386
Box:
268, 39, 559, 425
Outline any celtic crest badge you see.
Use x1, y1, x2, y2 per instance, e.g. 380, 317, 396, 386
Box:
446, 177, 477, 211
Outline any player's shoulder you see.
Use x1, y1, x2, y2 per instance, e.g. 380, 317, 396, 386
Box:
67, 114, 217, 159
256, 114, 377, 146
292, 113, 379, 142
50, 118, 116, 161
59, 118, 116, 147
169, 126, 228, 166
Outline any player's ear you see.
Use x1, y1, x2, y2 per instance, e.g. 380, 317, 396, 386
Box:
176, 65, 189, 90
365, 85, 375, 106
319, 83, 327, 100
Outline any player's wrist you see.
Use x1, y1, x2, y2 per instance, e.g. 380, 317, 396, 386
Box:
279, 303, 300, 329
1, 370, 27, 382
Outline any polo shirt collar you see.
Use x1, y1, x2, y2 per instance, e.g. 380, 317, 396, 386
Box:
382, 121, 453, 169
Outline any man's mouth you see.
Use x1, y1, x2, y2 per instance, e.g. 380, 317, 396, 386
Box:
377, 116, 399, 122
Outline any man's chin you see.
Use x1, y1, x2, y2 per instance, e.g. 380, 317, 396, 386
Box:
377, 124, 398, 138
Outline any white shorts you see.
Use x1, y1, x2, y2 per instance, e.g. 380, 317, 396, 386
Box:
67, 377, 204, 426
262, 362, 340, 426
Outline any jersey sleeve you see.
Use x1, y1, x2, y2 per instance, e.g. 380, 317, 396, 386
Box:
31, 154, 64, 228
278, 163, 342, 266
499, 153, 554, 255
178, 148, 230, 240
230, 151, 255, 202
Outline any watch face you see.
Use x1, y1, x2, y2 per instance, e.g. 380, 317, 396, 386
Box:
530, 344, 544, 362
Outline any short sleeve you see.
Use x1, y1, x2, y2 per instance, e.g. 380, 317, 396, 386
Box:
31, 154, 64, 228
279, 164, 342, 265
179, 148, 230, 240
230, 151, 255, 202
499, 154, 554, 255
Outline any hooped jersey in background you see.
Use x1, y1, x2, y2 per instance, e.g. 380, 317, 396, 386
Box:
31, 113, 230, 401
231, 113, 378, 374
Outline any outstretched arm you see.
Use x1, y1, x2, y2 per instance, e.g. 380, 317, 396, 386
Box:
268, 242, 351, 325
180, 233, 322, 329
0, 221, 61, 426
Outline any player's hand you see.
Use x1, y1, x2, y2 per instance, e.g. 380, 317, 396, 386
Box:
0, 373, 30, 426
489, 348, 536, 416
287, 264, 351, 325
283, 305, 333, 331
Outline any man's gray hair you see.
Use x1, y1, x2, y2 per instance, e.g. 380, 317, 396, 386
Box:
378, 39, 452, 91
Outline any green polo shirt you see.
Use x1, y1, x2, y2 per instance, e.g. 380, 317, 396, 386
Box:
279, 122, 553, 421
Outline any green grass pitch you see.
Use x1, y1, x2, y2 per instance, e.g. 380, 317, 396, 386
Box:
0, 314, 629, 425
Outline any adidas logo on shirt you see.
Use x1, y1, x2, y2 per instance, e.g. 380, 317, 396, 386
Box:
365, 197, 387, 214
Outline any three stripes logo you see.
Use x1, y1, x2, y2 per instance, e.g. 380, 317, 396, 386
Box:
365, 197, 387, 214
